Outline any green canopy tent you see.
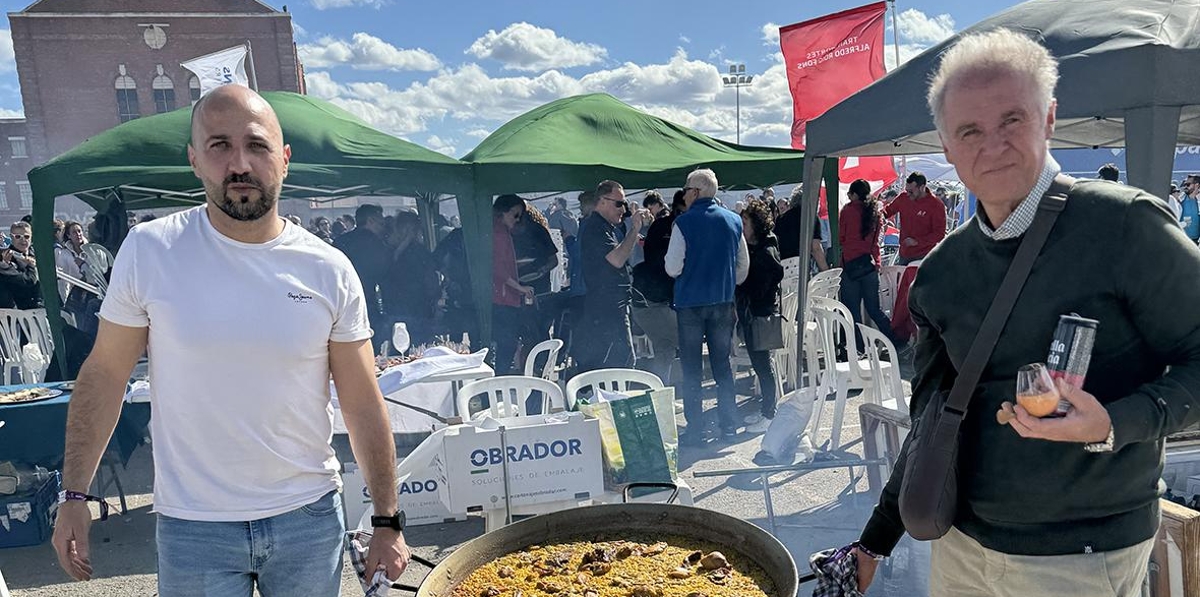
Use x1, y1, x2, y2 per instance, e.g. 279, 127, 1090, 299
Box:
458, 93, 806, 338
28, 91, 471, 377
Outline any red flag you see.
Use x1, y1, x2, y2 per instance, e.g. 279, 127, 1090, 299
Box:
779, 2, 888, 150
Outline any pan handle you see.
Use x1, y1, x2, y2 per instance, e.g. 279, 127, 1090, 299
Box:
388, 553, 439, 593
622, 482, 680, 504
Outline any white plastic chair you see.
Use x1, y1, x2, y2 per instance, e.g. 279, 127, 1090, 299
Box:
0, 309, 52, 384
877, 265, 908, 316
858, 324, 908, 414
807, 297, 883, 450
781, 256, 803, 286
81, 244, 114, 299
456, 375, 565, 420
564, 368, 664, 410
523, 338, 563, 381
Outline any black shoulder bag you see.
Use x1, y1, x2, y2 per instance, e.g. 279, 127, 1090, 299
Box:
898, 175, 1073, 541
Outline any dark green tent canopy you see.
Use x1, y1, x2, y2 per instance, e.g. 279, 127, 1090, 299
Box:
28, 91, 471, 375
455, 93, 805, 338
463, 93, 804, 193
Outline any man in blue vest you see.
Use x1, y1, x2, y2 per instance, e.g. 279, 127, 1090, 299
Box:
666, 169, 749, 445
1181, 175, 1200, 243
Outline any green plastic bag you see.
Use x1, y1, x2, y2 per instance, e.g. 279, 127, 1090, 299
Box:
578, 388, 678, 488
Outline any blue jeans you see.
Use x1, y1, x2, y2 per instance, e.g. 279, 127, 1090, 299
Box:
677, 303, 737, 433
156, 490, 346, 597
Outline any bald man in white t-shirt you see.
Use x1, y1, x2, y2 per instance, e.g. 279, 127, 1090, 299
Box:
51, 85, 409, 597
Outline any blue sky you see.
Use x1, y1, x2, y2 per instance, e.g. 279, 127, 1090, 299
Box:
0, 0, 1022, 156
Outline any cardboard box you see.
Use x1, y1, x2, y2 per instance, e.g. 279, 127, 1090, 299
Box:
342, 462, 465, 530
434, 412, 603, 513
0, 471, 59, 549
1150, 499, 1200, 597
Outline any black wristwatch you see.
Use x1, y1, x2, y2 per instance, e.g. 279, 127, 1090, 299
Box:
370, 510, 405, 531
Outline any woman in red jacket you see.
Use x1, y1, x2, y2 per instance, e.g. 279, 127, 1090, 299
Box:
838, 179, 897, 352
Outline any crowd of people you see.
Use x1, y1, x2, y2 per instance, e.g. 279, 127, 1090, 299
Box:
18, 25, 1200, 597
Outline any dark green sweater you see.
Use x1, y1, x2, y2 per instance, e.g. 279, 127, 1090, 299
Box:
861, 180, 1200, 556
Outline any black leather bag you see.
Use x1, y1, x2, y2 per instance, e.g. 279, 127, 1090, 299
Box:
747, 313, 785, 351
898, 176, 1072, 541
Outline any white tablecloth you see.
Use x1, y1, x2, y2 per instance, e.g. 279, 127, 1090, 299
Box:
331, 348, 492, 434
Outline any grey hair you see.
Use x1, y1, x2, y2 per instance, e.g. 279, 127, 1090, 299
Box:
928, 29, 1058, 134
687, 168, 718, 198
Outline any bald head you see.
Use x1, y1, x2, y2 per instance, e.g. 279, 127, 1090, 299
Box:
190, 84, 282, 147
186, 84, 291, 224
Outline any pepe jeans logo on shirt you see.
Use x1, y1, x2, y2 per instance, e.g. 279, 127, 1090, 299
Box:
287, 291, 314, 304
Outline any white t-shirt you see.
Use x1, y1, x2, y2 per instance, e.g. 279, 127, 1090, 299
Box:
99, 206, 372, 521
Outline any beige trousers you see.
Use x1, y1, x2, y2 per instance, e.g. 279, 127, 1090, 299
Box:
929, 526, 1152, 597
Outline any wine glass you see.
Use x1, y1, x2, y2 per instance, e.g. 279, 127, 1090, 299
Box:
1015, 363, 1060, 418
392, 322, 411, 355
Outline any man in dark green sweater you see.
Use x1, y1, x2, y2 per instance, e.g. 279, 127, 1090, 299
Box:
852, 29, 1200, 597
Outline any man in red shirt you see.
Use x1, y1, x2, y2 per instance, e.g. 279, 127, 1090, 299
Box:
883, 171, 946, 264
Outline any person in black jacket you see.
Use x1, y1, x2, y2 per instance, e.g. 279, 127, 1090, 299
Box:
736, 199, 784, 433
0, 221, 41, 310
631, 190, 686, 383
381, 210, 440, 347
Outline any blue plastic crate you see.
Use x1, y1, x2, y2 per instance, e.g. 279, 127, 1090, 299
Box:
0, 470, 59, 549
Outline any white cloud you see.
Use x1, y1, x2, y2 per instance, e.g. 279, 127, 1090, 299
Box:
884, 10, 956, 70
303, 71, 342, 99
761, 23, 780, 47
425, 135, 456, 156
302, 48, 797, 149
0, 31, 14, 74
895, 9, 955, 46
309, 0, 385, 9
0, 107, 23, 119
581, 49, 720, 105
298, 33, 440, 71
466, 22, 607, 72
292, 23, 308, 40
678, 34, 692, 45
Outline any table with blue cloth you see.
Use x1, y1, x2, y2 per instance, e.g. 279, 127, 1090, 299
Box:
0, 382, 151, 469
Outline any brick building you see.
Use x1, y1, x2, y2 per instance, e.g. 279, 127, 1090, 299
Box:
4, 0, 303, 222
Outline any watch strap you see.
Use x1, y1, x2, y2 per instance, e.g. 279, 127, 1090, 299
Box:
370, 510, 405, 530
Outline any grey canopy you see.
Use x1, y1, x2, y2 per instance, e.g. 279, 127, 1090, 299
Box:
804, 0, 1200, 199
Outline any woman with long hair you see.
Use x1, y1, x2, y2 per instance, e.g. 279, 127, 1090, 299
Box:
736, 199, 784, 433
492, 194, 533, 374
838, 178, 897, 351
513, 200, 560, 367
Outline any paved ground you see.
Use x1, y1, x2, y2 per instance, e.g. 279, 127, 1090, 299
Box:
2, 356, 928, 596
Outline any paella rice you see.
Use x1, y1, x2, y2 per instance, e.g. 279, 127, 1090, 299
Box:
450, 536, 775, 597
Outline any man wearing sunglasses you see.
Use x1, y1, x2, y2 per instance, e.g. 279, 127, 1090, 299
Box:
0, 220, 42, 309
575, 179, 650, 372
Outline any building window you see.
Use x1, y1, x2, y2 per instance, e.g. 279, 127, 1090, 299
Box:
152, 65, 175, 114
115, 64, 139, 123
16, 181, 31, 210
8, 137, 26, 159
0, 184, 8, 211
189, 75, 201, 103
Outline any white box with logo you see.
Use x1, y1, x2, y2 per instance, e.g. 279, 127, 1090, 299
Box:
342, 461, 466, 530
434, 412, 603, 514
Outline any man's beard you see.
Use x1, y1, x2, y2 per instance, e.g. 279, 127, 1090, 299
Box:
211, 173, 277, 222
